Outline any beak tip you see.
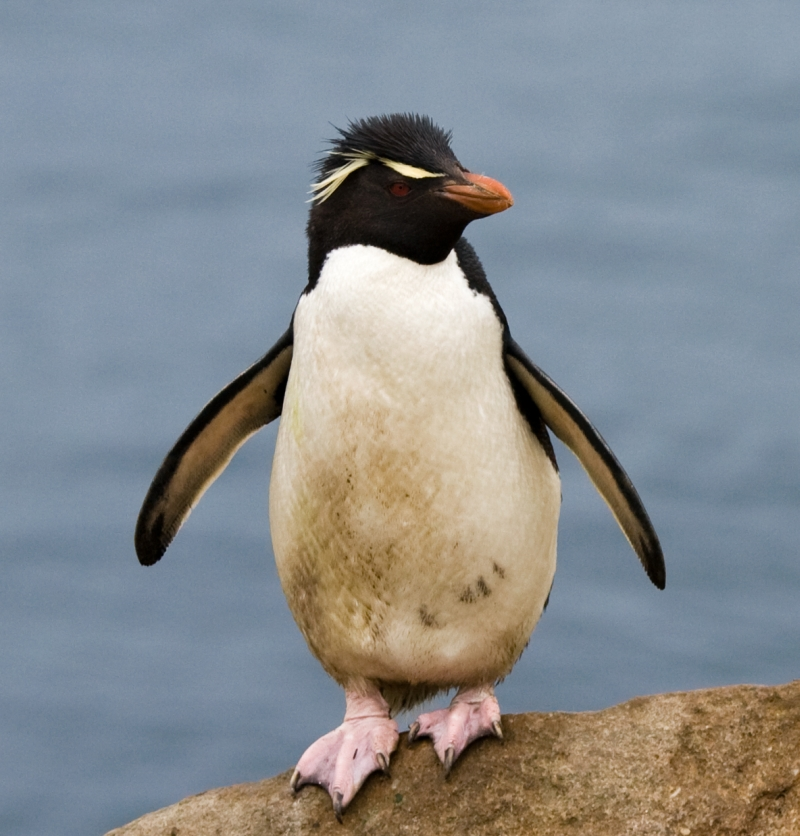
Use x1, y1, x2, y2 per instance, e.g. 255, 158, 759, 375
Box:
441, 172, 514, 216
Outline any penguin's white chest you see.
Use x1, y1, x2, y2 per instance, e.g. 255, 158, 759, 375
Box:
270, 245, 560, 687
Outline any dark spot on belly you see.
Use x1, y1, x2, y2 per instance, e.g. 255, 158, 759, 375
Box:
418, 605, 439, 628
459, 575, 491, 603
492, 562, 506, 579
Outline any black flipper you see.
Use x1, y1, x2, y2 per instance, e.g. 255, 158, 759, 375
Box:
504, 338, 665, 589
135, 328, 293, 566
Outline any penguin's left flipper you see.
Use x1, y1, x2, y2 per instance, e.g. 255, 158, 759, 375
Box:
135, 327, 294, 567
504, 338, 665, 590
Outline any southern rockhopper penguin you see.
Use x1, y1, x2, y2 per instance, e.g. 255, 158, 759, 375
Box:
135, 113, 665, 820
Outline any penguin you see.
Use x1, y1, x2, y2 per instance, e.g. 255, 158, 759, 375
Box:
135, 113, 664, 820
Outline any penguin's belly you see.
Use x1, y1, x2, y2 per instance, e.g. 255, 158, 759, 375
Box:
269, 246, 560, 689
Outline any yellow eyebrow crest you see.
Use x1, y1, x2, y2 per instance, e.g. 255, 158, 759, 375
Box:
380, 159, 443, 179
309, 153, 373, 203
310, 152, 444, 203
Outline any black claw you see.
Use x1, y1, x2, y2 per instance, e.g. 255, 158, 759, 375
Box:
332, 791, 344, 823
443, 746, 455, 776
408, 721, 420, 744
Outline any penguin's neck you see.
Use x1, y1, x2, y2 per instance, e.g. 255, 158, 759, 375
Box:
295, 245, 503, 390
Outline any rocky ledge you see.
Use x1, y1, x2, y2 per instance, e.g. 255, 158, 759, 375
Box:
107, 681, 800, 835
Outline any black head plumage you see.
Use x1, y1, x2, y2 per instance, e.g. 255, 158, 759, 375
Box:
306, 113, 507, 277
316, 113, 459, 181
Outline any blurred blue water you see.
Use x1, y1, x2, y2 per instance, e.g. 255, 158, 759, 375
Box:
1, 2, 798, 834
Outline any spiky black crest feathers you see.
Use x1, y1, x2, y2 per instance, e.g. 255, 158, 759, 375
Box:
313, 114, 460, 200
318, 114, 456, 175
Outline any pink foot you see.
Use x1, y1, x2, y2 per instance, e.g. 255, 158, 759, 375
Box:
408, 685, 502, 774
290, 687, 399, 820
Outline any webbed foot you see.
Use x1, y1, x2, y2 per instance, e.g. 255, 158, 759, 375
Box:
291, 687, 398, 820
408, 685, 502, 775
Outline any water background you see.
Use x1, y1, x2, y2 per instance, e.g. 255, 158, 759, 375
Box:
2, 2, 798, 833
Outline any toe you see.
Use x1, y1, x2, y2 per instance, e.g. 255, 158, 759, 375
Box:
411, 688, 502, 772
443, 746, 455, 776
332, 791, 344, 823
291, 714, 399, 817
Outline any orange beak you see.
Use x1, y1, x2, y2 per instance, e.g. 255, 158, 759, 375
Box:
439, 172, 514, 215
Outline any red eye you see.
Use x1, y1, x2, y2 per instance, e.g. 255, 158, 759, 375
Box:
389, 182, 411, 197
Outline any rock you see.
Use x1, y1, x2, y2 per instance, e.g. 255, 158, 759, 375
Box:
107, 681, 800, 835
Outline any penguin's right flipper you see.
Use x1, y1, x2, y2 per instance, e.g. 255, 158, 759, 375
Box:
135, 327, 293, 566
504, 337, 665, 590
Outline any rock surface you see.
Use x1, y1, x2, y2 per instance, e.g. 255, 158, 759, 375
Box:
107, 681, 800, 836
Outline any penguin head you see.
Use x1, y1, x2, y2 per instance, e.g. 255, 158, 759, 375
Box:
306, 114, 513, 277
